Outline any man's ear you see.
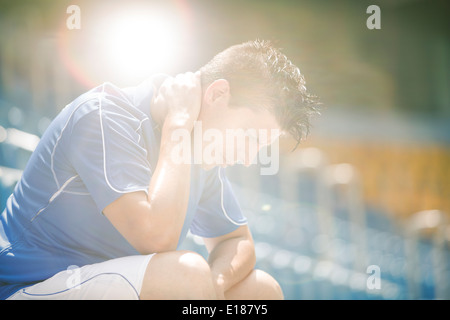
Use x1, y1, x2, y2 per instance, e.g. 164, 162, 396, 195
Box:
204, 79, 230, 106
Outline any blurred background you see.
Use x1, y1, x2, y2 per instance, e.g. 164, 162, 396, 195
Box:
0, 0, 449, 299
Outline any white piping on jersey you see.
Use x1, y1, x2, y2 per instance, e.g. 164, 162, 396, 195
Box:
217, 168, 247, 226
36, 94, 99, 223
50, 106, 68, 189
98, 84, 125, 194
31, 175, 78, 222
62, 190, 90, 196
50, 103, 81, 188
98, 83, 149, 195
135, 117, 149, 144
50, 95, 99, 188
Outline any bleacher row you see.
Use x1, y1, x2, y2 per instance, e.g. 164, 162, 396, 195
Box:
310, 139, 450, 220
1, 106, 449, 300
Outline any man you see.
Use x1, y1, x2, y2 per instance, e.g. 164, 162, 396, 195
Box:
0, 40, 319, 299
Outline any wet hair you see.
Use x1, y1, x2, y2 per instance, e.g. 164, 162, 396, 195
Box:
200, 39, 320, 149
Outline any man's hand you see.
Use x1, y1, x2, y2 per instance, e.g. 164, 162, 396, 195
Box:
159, 71, 202, 132
203, 225, 256, 298
212, 274, 226, 300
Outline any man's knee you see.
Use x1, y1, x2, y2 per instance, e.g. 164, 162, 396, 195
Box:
176, 251, 216, 298
141, 250, 216, 299
224, 269, 284, 300
253, 269, 284, 300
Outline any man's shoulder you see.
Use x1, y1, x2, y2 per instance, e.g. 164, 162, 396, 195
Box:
63, 82, 147, 127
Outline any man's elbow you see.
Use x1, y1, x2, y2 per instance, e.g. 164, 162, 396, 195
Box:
135, 233, 179, 255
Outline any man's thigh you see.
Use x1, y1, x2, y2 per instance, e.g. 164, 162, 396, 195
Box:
7, 254, 154, 300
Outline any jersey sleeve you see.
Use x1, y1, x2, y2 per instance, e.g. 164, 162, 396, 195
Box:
190, 167, 247, 238
68, 98, 152, 213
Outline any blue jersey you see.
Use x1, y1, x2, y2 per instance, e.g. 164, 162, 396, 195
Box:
0, 76, 247, 299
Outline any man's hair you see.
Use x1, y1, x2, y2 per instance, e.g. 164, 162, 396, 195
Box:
200, 39, 320, 149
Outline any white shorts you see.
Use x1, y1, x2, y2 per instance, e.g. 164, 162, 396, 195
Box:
7, 254, 155, 300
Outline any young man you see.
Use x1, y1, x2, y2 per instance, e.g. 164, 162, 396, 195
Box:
0, 40, 319, 299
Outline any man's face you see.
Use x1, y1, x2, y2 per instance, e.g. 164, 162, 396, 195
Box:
196, 104, 281, 171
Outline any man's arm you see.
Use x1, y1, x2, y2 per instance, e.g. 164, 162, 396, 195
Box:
203, 225, 256, 299
103, 72, 202, 254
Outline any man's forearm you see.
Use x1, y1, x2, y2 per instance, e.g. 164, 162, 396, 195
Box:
207, 235, 256, 297
145, 121, 192, 251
